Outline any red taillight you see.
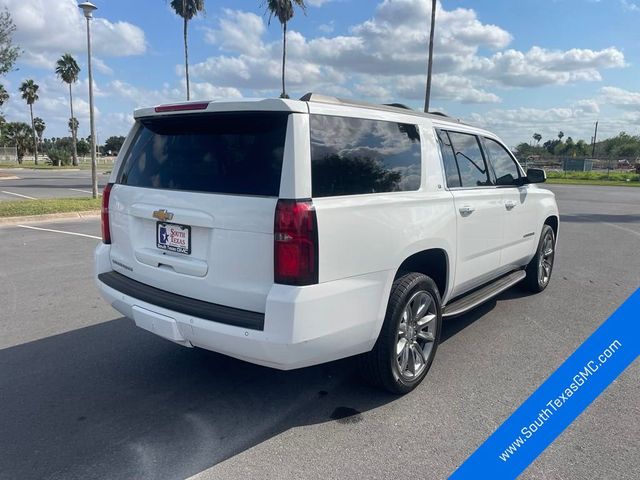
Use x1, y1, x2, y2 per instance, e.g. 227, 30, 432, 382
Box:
154, 102, 209, 113
274, 199, 318, 286
101, 183, 113, 244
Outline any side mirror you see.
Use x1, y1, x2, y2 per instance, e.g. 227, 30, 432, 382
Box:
526, 168, 546, 184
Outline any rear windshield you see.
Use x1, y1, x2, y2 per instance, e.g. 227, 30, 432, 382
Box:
117, 112, 290, 196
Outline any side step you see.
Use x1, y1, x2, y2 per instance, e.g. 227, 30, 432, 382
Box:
443, 270, 526, 318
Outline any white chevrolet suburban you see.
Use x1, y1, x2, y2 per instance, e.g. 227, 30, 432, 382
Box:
95, 94, 559, 394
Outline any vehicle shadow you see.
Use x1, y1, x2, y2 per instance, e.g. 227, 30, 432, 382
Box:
2, 294, 508, 479
561, 213, 640, 224
0, 318, 395, 480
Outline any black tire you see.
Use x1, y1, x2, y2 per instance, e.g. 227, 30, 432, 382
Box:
523, 224, 556, 293
360, 272, 442, 395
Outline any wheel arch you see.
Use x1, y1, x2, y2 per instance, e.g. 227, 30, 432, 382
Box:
544, 214, 559, 238
394, 248, 450, 301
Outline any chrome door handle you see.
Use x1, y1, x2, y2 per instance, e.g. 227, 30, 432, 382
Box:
459, 205, 475, 215
505, 200, 517, 210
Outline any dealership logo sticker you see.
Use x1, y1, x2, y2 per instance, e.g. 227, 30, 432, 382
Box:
450, 288, 640, 479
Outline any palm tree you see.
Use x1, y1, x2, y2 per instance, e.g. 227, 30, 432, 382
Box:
265, 0, 307, 99
533, 133, 542, 145
4, 122, 34, 164
33, 117, 45, 145
0, 85, 8, 149
55, 53, 81, 166
170, 0, 205, 101
424, 0, 437, 112
19, 79, 40, 165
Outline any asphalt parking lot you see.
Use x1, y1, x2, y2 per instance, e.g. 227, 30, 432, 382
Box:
0, 184, 638, 480
0, 168, 109, 201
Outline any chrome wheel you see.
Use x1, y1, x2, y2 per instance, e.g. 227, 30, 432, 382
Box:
538, 231, 555, 286
395, 290, 438, 380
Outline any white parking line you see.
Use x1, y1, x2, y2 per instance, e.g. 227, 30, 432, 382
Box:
1, 190, 37, 200
17, 224, 101, 240
69, 188, 101, 196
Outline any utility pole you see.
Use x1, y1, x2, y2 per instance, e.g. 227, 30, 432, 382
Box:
591, 121, 599, 157
424, 0, 437, 113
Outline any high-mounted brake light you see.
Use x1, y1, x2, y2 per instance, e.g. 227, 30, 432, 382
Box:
274, 199, 318, 286
154, 102, 209, 113
101, 183, 113, 244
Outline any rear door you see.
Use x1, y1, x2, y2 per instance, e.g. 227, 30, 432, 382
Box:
482, 136, 538, 269
437, 129, 503, 297
108, 111, 291, 313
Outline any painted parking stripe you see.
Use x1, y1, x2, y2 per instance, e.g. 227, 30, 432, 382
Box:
17, 224, 101, 240
1, 190, 36, 200
69, 188, 101, 196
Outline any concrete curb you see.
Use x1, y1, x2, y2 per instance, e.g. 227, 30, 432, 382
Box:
0, 210, 100, 225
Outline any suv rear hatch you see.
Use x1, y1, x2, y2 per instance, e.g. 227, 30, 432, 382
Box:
107, 108, 291, 314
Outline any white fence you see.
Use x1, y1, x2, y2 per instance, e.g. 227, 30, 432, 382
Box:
0, 146, 18, 162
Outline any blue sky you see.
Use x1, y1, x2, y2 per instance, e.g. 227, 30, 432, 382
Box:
1, 0, 639, 146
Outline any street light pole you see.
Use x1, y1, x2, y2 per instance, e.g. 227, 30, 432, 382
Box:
79, 2, 98, 199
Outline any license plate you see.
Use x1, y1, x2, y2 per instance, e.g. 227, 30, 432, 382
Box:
156, 222, 191, 254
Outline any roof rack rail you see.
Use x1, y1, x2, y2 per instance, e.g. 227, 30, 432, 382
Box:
298, 92, 464, 124
383, 103, 413, 110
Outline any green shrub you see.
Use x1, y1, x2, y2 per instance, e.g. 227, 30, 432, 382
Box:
47, 147, 71, 166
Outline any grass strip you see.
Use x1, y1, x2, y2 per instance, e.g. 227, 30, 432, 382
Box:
0, 197, 101, 218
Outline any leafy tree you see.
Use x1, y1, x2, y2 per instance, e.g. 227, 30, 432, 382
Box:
33, 117, 45, 144
56, 53, 81, 165
19, 79, 40, 164
557, 131, 564, 142
543, 139, 560, 154
602, 132, 640, 159
0, 83, 8, 107
0, 9, 20, 76
265, 0, 307, 99
104, 135, 125, 154
76, 138, 90, 157
4, 122, 34, 164
533, 133, 542, 145
0, 85, 7, 144
170, 0, 205, 101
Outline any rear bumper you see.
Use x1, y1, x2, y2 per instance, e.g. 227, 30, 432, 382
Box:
95, 244, 392, 370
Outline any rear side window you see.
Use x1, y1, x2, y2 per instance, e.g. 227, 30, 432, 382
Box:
117, 112, 289, 196
310, 115, 421, 197
446, 131, 492, 188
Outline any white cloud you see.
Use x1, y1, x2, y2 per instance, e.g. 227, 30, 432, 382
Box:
621, 0, 640, 12
188, 1, 625, 105
107, 80, 242, 108
307, 0, 334, 6
466, 102, 606, 147
6, 0, 147, 70
600, 86, 640, 109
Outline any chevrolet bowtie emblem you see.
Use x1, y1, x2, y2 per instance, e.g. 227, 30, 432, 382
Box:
152, 209, 174, 222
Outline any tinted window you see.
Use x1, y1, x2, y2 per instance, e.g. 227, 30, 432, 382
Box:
117, 112, 289, 196
310, 115, 421, 197
436, 129, 461, 188
447, 131, 492, 188
484, 138, 521, 186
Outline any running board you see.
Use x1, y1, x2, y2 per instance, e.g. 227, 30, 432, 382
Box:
443, 270, 526, 318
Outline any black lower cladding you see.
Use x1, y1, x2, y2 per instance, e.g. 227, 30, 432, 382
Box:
98, 271, 265, 331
